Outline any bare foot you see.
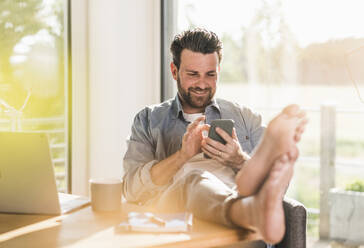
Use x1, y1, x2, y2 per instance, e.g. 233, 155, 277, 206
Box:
235, 104, 306, 196
253, 155, 293, 244
230, 155, 294, 244
262, 104, 307, 162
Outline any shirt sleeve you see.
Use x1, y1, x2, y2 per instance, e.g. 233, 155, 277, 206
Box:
122, 108, 165, 204
240, 107, 266, 150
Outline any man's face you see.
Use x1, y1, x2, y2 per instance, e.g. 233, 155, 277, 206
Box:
171, 49, 220, 113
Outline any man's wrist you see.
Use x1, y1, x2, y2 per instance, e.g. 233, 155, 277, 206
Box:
237, 151, 250, 165
242, 151, 251, 162
177, 150, 189, 165
229, 151, 250, 172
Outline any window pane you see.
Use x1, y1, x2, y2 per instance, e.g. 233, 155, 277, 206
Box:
0, 0, 68, 192
173, 0, 364, 239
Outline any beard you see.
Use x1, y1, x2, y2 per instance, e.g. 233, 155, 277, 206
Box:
177, 75, 215, 110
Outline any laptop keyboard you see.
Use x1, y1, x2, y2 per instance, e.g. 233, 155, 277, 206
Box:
58, 193, 90, 214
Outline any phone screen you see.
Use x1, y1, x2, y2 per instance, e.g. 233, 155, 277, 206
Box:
204, 119, 234, 158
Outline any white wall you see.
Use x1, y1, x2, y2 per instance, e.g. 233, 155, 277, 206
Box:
72, 0, 160, 195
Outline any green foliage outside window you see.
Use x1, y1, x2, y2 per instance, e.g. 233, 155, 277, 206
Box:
0, 0, 64, 118
345, 180, 364, 192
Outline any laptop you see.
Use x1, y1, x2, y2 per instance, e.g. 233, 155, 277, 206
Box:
0, 132, 89, 215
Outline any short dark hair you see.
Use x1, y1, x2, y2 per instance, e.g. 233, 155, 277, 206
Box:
170, 28, 223, 69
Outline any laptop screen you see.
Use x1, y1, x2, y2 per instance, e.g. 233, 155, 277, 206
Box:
0, 132, 61, 214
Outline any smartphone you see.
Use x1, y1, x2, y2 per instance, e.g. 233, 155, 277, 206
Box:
204, 119, 235, 158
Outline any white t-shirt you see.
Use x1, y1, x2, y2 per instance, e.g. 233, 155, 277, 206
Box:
183, 112, 206, 136
182, 112, 204, 123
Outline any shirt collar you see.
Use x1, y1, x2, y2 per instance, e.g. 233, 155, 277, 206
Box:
209, 98, 221, 112
171, 95, 221, 119
173, 95, 184, 119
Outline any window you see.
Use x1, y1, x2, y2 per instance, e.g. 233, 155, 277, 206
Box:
0, 0, 69, 192
163, 0, 364, 239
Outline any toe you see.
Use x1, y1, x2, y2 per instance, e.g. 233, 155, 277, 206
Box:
282, 104, 300, 116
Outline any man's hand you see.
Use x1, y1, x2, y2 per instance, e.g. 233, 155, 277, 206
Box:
151, 116, 208, 186
201, 127, 250, 169
179, 116, 209, 161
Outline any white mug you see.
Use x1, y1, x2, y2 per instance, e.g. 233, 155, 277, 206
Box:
89, 178, 122, 212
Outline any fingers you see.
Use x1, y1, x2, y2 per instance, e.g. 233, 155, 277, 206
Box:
202, 127, 240, 156
187, 116, 205, 131
232, 128, 238, 140
201, 147, 225, 164
204, 136, 226, 152
202, 146, 216, 158
215, 127, 234, 144
202, 141, 224, 157
183, 116, 206, 145
200, 124, 210, 133
185, 116, 206, 142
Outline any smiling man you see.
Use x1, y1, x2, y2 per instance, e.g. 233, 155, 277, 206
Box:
174, 49, 218, 113
122, 28, 306, 246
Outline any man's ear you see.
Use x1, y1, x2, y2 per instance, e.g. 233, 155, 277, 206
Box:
170, 62, 178, 80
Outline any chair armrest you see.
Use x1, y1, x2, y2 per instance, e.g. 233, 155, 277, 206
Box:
276, 197, 307, 248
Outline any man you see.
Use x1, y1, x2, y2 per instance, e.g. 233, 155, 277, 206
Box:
123, 28, 306, 245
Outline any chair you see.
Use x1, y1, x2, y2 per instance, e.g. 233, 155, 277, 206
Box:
277, 197, 307, 248
221, 197, 307, 248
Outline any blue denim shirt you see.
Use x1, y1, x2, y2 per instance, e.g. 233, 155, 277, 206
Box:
122, 96, 265, 203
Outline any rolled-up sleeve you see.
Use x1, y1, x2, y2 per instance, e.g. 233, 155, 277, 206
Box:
122, 109, 165, 204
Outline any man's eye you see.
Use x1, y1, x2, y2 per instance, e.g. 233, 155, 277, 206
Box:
208, 73, 216, 77
188, 73, 198, 76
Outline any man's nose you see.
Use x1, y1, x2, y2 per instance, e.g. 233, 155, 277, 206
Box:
195, 76, 209, 88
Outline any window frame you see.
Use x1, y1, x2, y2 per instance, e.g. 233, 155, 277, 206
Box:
69, 0, 89, 195
160, 0, 177, 101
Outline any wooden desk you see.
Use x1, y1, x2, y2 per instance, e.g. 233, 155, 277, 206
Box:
0, 204, 260, 248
